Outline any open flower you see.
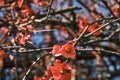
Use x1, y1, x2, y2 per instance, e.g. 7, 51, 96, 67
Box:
52, 43, 76, 60
52, 44, 61, 56
60, 43, 76, 60
50, 59, 71, 80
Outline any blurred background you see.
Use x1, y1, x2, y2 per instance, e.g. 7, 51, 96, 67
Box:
0, 0, 120, 80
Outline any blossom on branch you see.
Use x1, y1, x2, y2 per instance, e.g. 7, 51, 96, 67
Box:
45, 59, 71, 80
60, 43, 76, 60
78, 16, 101, 36
88, 23, 101, 36
52, 44, 61, 56
52, 42, 76, 60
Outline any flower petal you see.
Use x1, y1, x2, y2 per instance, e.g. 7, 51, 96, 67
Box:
52, 45, 61, 56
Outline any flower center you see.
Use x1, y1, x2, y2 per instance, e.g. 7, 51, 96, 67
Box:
60, 69, 64, 74
66, 48, 71, 53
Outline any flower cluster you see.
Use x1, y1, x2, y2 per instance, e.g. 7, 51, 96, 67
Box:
35, 59, 72, 80
34, 42, 76, 80
52, 42, 76, 60
78, 16, 102, 36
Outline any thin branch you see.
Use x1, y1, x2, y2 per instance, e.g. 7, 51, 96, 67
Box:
37, 6, 82, 18
31, 29, 56, 33
13, 47, 53, 53
37, 20, 73, 26
67, 27, 77, 38
18, 6, 81, 27
83, 28, 120, 45
0, 46, 21, 50
73, 17, 114, 46
0, 31, 9, 44
34, 0, 54, 22
60, 13, 72, 22
76, 0, 100, 16
101, 49, 120, 56
101, 0, 116, 17
76, 0, 91, 12
18, 0, 54, 27
104, 28, 120, 40
73, 25, 90, 46
22, 53, 51, 80
22, 57, 41, 80
46, 0, 54, 17
84, 17, 120, 37
77, 48, 120, 56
